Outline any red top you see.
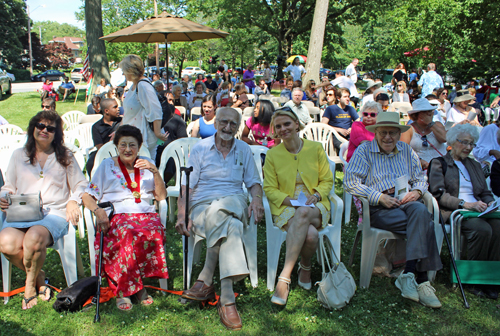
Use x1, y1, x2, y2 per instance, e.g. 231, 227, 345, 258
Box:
346, 121, 375, 162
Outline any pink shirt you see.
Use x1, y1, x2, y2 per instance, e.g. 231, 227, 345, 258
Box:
346, 121, 375, 162
245, 118, 275, 148
42, 83, 53, 91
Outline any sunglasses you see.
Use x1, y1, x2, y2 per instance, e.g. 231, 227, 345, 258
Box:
363, 112, 377, 118
35, 122, 56, 133
421, 135, 429, 147
441, 92, 448, 95
381, 105, 389, 111
41, 105, 51, 109
326, 93, 335, 96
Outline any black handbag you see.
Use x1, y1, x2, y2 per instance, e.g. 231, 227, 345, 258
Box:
53, 276, 98, 312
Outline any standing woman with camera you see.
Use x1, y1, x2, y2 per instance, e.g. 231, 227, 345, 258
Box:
120, 54, 168, 159
0, 111, 87, 309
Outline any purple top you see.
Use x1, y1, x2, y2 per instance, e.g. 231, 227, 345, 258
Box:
243, 70, 256, 89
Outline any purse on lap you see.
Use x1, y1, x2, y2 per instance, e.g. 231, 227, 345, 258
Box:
5, 192, 44, 222
316, 238, 356, 309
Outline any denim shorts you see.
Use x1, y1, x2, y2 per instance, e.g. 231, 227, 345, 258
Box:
1, 214, 69, 246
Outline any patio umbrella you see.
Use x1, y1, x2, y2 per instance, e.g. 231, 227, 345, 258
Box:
286, 55, 307, 63
100, 10, 229, 87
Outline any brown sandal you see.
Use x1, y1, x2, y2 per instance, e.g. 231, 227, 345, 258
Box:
22, 295, 38, 310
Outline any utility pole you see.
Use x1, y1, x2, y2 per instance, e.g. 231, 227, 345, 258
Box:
28, 5, 32, 77
303, 0, 329, 87
154, 0, 160, 76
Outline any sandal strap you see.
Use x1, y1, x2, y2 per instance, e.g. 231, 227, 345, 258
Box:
277, 276, 291, 284
23, 295, 38, 305
298, 262, 311, 271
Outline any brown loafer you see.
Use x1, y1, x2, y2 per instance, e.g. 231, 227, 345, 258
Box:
181, 280, 216, 301
217, 301, 242, 331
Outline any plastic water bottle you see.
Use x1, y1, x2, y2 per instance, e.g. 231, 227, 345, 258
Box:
262, 133, 268, 147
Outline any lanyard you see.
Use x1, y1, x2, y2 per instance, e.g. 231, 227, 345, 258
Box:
117, 157, 141, 203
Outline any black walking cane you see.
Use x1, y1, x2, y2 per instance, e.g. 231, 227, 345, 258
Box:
179, 166, 193, 303
93, 202, 115, 322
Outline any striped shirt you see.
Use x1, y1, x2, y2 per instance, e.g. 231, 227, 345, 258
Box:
345, 139, 427, 205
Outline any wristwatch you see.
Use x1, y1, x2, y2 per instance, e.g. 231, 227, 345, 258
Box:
313, 193, 321, 201
458, 200, 465, 209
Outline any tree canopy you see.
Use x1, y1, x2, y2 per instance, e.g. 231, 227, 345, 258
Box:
0, 0, 28, 66
31, 21, 85, 45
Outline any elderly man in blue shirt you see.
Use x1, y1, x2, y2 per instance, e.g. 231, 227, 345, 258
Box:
176, 107, 264, 331
417, 63, 444, 98
58, 77, 75, 102
345, 111, 443, 309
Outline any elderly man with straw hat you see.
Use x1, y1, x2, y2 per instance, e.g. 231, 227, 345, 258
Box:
345, 111, 443, 308
446, 90, 480, 125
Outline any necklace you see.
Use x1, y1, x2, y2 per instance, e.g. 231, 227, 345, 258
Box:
456, 164, 471, 182
288, 139, 303, 160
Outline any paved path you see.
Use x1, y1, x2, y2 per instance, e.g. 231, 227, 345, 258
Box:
12, 81, 87, 94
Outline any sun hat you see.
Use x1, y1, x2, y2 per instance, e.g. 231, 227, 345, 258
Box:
366, 111, 410, 132
453, 90, 476, 103
407, 98, 437, 114
427, 99, 441, 106
365, 79, 382, 91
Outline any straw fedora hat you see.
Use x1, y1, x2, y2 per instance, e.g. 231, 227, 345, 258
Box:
453, 90, 476, 103
365, 79, 382, 91
407, 98, 437, 114
366, 112, 410, 132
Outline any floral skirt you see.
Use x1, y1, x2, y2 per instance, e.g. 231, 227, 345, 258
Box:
95, 213, 169, 298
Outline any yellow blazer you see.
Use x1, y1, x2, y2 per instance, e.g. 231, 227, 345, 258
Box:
263, 139, 333, 216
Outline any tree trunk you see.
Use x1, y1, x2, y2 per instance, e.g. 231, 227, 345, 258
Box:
85, 0, 110, 94
303, 0, 329, 88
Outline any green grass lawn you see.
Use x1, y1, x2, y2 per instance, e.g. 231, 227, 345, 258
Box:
0, 91, 89, 130
1, 92, 499, 335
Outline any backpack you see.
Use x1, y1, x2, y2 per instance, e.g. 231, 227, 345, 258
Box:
136, 79, 174, 130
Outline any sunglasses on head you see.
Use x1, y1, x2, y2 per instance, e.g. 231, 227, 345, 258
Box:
363, 112, 377, 118
35, 122, 56, 133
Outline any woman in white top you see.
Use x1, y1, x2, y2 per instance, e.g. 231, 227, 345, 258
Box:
188, 81, 207, 110
95, 78, 112, 97
82, 125, 168, 310
120, 54, 168, 159
284, 57, 306, 82
0, 111, 87, 309
436, 88, 451, 116
392, 81, 410, 103
401, 98, 447, 170
447, 90, 480, 126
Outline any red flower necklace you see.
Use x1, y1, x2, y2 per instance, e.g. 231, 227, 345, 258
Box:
117, 157, 141, 203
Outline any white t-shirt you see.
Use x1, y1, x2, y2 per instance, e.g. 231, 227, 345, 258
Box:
285, 64, 306, 81
447, 107, 466, 123
345, 63, 357, 83
455, 160, 477, 203
330, 76, 359, 98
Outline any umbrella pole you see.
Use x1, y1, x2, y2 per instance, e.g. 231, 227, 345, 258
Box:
165, 33, 169, 90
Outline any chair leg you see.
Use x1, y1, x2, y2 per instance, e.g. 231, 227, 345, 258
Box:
348, 230, 361, 267
359, 234, 381, 289
243, 221, 258, 288
343, 191, 352, 225
1, 253, 12, 304
267, 231, 285, 291
76, 244, 85, 278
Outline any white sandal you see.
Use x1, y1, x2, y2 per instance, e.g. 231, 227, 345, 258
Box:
271, 276, 291, 306
297, 262, 312, 290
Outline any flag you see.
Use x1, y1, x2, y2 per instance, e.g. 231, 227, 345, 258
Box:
82, 49, 89, 81
86, 70, 94, 97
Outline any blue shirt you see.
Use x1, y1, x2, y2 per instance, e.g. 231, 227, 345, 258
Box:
323, 104, 359, 129
409, 72, 418, 83
417, 70, 444, 97
61, 82, 74, 89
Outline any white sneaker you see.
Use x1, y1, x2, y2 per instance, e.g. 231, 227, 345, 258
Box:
417, 281, 442, 308
395, 272, 419, 302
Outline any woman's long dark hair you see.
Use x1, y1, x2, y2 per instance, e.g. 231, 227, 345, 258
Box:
252, 100, 274, 127
25, 110, 71, 167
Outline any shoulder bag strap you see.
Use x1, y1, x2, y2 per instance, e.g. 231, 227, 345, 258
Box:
412, 124, 444, 157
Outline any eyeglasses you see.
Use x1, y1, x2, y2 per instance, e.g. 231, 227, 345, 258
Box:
456, 139, 476, 148
421, 135, 429, 147
326, 93, 335, 96
41, 105, 51, 109
218, 119, 239, 129
381, 105, 389, 111
310, 83, 316, 85
363, 112, 377, 118
35, 122, 56, 133
441, 92, 448, 95
377, 130, 400, 137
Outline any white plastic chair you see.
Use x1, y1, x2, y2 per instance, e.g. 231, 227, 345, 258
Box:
302, 100, 315, 108
307, 106, 321, 122
0, 125, 23, 136
233, 107, 243, 116
259, 95, 274, 101
176, 106, 186, 121
72, 123, 94, 158
61, 111, 86, 131
246, 94, 255, 104
190, 107, 202, 121
0, 135, 26, 152
348, 192, 439, 288
266, 159, 344, 290
299, 123, 346, 165
338, 142, 352, 225
243, 107, 254, 117
158, 138, 201, 221
0, 149, 84, 303
186, 122, 195, 137
184, 145, 267, 288
79, 114, 102, 124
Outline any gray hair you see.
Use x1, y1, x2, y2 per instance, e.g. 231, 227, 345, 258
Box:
216, 107, 242, 126
194, 81, 206, 91
292, 87, 303, 93
119, 54, 144, 80
360, 101, 382, 114
172, 84, 182, 93
183, 74, 191, 80
153, 80, 164, 89
446, 123, 479, 145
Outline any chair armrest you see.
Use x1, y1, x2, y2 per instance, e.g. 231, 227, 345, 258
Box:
158, 199, 168, 229
328, 190, 344, 226
358, 197, 372, 234
77, 205, 86, 239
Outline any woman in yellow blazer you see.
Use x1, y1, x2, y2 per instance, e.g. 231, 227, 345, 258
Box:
263, 107, 333, 306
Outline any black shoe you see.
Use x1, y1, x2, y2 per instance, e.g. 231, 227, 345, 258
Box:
464, 284, 486, 298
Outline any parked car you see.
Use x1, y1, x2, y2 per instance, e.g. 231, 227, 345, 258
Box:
31, 70, 66, 82
180, 66, 206, 78
0, 69, 12, 100
71, 68, 84, 83
6, 72, 15, 82
319, 68, 332, 77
